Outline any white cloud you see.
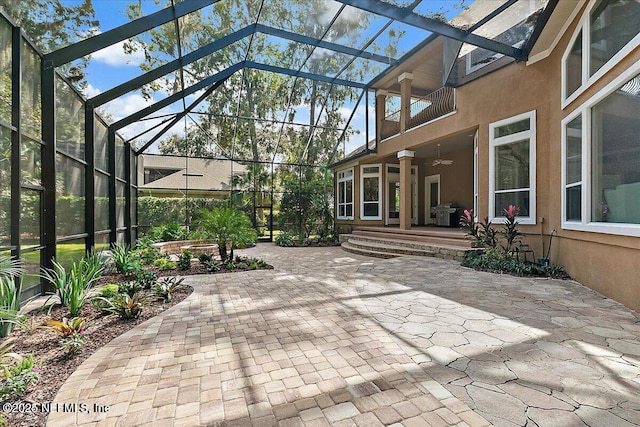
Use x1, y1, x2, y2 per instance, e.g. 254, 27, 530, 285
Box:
91, 40, 146, 67
82, 83, 102, 98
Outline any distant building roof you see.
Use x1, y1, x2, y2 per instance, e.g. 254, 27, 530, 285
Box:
139, 154, 246, 192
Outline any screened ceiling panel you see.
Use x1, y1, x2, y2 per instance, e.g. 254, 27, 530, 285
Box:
258, 0, 343, 37
247, 34, 313, 69
324, 5, 390, 51
470, 0, 548, 46
26, 0, 558, 162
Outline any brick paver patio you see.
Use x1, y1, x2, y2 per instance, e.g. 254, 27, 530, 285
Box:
47, 245, 640, 426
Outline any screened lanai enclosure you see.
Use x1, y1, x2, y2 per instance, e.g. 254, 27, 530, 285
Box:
0, 0, 555, 299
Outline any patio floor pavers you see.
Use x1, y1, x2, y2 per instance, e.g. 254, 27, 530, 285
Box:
46, 245, 640, 426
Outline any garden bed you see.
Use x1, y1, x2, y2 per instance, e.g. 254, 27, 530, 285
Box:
3, 257, 274, 427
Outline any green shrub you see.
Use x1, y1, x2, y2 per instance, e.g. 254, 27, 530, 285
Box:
134, 246, 160, 266
197, 253, 212, 264
462, 249, 569, 279
91, 284, 120, 312
41, 253, 105, 316
0, 353, 40, 399
111, 243, 142, 275
202, 259, 222, 272
136, 270, 158, 290
178, 251, 192, 271
153, 258, 176, 271
147, 222, 189, 242
118, 281, 142, 298
0, 255, 24, 337
274, 231, 295, 247
152, 277, 186, 302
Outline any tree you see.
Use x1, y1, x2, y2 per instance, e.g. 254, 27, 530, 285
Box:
0, 0, 99, 87
195, 206, 257, 263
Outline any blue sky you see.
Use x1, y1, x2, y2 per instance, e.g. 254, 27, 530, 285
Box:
78, 0, 472, 156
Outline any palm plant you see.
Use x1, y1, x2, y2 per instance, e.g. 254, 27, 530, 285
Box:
0, 255, 25, 337
41, 253, 105, 316
195, 206, 257, 263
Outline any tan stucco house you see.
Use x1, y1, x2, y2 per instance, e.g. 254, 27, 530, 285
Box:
332, 1, 640, 311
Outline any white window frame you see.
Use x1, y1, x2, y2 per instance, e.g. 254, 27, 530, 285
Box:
360, 164, 382, 220
561, 0, 640, 109
560, 109, 585, 226
561, 59, 640, 237
488, 110, 537, 225
336, 168, 354, 220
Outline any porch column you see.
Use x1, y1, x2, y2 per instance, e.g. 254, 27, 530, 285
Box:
398, 150, 414, 230
398, 72, 413, 133
375, 89, 387, 145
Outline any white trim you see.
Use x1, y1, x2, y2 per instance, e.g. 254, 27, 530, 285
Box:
385, 164, 418, 225
360, 164, 382, 220
473, 131, 479, 221
375, 89, 389, 97
398, 72, 413, 82
560, 59, 640, 236
561, 0, 640, 109
425, 174, 441, 225
397, 150, 415, 159
560, 109, 583, 226
488, 110, 537, 225
526, 1, 584, 65
336, 167, 354, 220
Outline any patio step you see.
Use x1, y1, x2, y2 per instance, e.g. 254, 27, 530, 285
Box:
340, 233, 470, 261
352, 229, 471, 248
340, 241, 400, 259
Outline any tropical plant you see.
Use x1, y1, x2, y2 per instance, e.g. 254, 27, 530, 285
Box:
97, 292, 148, 319
501, 205, 523, 253
153, 258, 176, 271
42, 316, 88, 337
0, 255, 25, 337
118, 281, 142, 298
41, 254, 104, 316
152, 277, 185, 303
195, 206, 257, 263
59, 332, 87, 354
202, 259, 222, 272
91, 284, 120, 313
476, 217, 498, 249
274, 231, 295, 247
459, 209, 478, 240
147, 222, 189, 242
111, 243, 142, 275
178, 251, 192, 271
0, 352, 40, 400
198, 253, 212, 264
135, 270, 158, 290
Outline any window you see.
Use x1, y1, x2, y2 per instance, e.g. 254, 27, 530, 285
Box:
336, 168, 353, 220
562, 62, 640, 236
562, 0, 640, 105
360, 164, 381, 220
489, 111, 536, 224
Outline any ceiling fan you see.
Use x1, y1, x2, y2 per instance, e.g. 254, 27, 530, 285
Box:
432, 144, 453, 166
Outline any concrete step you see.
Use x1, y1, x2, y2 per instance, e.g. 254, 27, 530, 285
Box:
340, 235, 469, 262
342, 233, 471, 251
341, 241, 400, 259
352, 230, 471, 248
346, 239, 436, 257
354, 226, 466, 240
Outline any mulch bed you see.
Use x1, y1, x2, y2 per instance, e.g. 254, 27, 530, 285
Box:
2, 260, 273, 427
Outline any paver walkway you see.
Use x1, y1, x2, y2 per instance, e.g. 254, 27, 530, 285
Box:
47, 245, 640, 426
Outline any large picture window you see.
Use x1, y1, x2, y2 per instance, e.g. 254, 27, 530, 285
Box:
562, 0, 640, 105
360, 164, 381, 220
562, 62, 640, 236
336, 168, 353, 220
489, 111, 536, 224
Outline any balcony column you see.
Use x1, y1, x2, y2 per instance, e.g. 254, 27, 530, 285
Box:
398, 72, 413, 133
375, 89, 387, 145
397, 149, 414, 230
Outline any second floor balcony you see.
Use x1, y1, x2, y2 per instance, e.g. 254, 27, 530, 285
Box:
380, 86, 456, 141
